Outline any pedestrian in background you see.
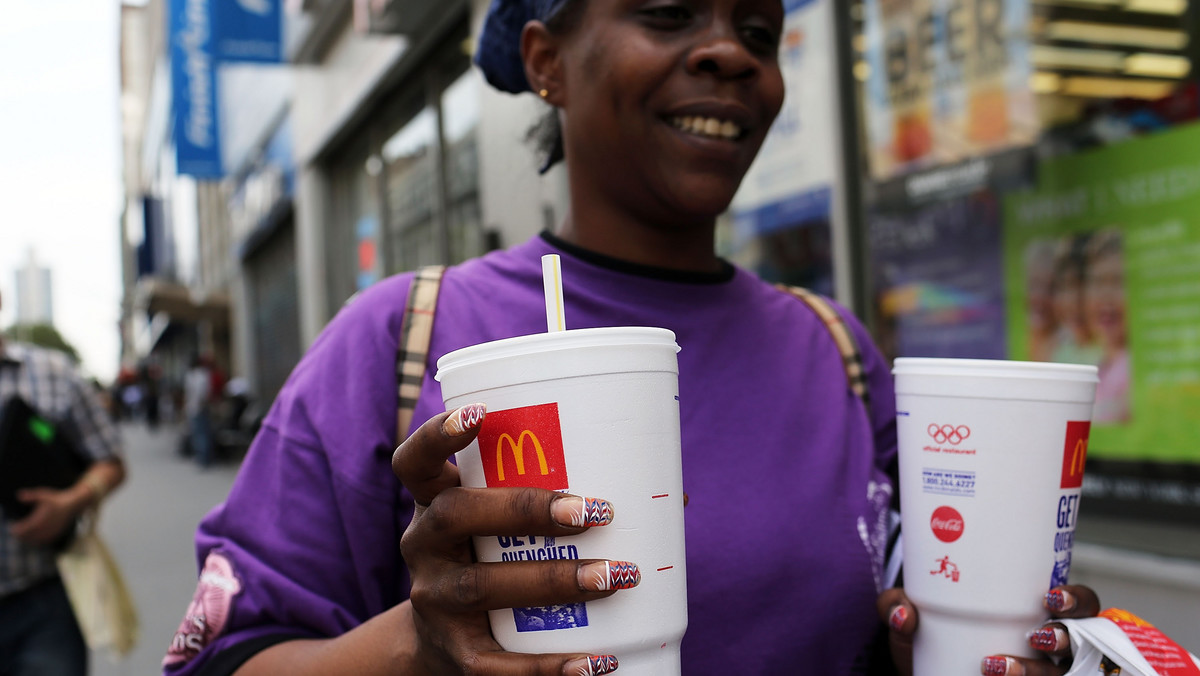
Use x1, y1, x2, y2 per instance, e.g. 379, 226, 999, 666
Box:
183, 355, 213, 468
0, 291, 126, 675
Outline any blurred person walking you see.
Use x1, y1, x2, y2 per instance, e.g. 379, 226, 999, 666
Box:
0, 291, 127, 675
183, 356, 214, 468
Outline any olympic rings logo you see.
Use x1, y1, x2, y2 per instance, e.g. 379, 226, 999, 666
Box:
928, 424, 971, 445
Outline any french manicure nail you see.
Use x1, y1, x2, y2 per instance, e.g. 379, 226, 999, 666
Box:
982, 655, 1021, 676
889, 605, 908, 632
1028, 626, 1069, 652
1045, 589, 1075, 613
578, 561, 640, 592
443, 404, 486, 437
552, 496, 613, 528
564, 655, 619, 676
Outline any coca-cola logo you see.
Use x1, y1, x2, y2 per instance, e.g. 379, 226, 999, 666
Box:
931, 506, 964, 543
928, 424, 971, 445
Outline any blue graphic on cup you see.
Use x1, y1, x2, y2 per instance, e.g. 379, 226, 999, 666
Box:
1049, 554, 1071, 589
514, 603, 589, 632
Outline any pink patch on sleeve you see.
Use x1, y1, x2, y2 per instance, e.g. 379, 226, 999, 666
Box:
162, 552, 243, 667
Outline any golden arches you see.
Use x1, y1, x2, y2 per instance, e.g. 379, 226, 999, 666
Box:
495, 431, 550, 481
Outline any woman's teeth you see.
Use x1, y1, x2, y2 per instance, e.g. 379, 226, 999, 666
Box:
671, 116, 742, 140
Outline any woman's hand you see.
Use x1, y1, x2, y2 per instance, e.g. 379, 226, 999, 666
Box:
392, 404, 627, 675
877, 584, 1102, 676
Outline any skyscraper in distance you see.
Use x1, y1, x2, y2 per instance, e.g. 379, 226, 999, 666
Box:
15, 247, 53, 326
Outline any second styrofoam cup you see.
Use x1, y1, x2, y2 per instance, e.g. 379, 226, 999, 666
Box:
435, 327, 687, 674
893, 358, 1098, 676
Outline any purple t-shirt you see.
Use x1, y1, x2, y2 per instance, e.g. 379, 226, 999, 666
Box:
163, 234, 898, 675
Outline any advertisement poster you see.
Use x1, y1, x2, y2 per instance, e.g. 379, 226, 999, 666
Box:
861, 0, 1036, 181
1004, 123, 1200, 468
869, 189, 1008, 361
731, 0, 836, 240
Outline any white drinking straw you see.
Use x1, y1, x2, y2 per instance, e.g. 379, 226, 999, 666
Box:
542, 254, 566, 332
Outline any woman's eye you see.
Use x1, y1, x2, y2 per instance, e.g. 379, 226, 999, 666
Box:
640, 5, 693, 23
741, 23, 780, 52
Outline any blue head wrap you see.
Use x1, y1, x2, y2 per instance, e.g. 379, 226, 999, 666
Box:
476, 0, 572, 94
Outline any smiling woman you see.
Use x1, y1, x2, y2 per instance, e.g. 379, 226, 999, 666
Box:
519, 0, 785, 270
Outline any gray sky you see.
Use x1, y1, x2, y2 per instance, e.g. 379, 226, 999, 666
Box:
0, 1, 123, 382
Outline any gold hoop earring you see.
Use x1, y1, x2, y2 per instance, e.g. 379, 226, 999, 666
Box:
539, 88, 549, 99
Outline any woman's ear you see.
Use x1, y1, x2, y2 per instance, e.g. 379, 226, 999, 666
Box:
522, 21, 564, 105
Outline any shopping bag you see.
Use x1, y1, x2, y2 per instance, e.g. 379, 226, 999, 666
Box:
1057, 608, 1200, 676
56, 511, 139, 658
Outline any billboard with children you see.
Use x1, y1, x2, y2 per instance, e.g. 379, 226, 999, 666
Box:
1004, 123, 1200, 468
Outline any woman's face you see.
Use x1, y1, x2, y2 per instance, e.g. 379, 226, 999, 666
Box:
1052, 266, 1083, 327
554, 0, 785, 225
1085, 251, 1127, 349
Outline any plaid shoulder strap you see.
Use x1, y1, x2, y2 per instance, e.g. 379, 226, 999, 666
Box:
396, 265, 447, 442
775, 284, 871, 413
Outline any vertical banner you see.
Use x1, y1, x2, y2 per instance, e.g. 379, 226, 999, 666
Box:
731, 0, 837, 238
1004, 123, 1200, 467
861, 0, 1036, 180
355, 215, 380, 290
169, 0, 282, 177
170, 0, 223, 178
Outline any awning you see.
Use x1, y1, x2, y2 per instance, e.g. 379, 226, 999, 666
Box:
134, 277, 231, 326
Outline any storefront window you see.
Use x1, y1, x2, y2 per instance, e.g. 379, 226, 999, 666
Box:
328, 138, 381, 313
442, 69, 484, 264
383, 106, 440, 272
854, 0, 1200, 522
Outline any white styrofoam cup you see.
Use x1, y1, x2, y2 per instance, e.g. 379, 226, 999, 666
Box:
436, 327, 686, 674
893, 358, 1099, 676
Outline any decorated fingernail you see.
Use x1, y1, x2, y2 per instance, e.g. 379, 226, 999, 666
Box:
982, 655, 1020, 676
564, 655, 619, 676
553, 496, 614, 528
889, 605, 908, 632
578, 561, 641, 592
1045, 589, 1075, 613
443, 404, 486, 437
1028, 626, 1069, 652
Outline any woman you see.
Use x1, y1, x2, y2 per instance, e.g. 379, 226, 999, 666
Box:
1083, 230, 1131, 424
161, 0, 1098, 674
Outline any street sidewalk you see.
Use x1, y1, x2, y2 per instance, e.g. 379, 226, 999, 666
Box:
90, 422, 241, 676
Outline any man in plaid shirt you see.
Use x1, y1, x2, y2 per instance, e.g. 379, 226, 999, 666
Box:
0, 292, 126, 675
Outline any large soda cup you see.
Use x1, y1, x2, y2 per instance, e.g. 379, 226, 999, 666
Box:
892, 358, 1099, 675
436, 327, 686, 674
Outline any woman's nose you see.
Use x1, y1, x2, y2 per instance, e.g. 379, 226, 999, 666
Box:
685, 26, 759, 80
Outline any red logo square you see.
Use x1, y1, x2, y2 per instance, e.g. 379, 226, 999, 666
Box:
1060, 421, 1091, 489
475, 403, 569, 490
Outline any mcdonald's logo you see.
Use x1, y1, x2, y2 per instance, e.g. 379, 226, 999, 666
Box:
476, 403, 569, 491
1060, 421, 1091, 489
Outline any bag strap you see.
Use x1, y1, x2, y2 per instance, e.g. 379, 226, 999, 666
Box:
775, 284, 871, 413
395, 265, 447, 442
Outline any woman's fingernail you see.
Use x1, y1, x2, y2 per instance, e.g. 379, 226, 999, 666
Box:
552, 496, 613, 528
982, 655, 1022, 676
889, 605, 908, 632
1028, 626, 1069, 652
443, 404, 486, 437
1045, 589, 1076, 613
564, 655, 619, 676
578, 561, 641, 591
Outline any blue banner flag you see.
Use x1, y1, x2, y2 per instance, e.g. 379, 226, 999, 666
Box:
170, 0, 224, 178
215, 0, 283, 63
